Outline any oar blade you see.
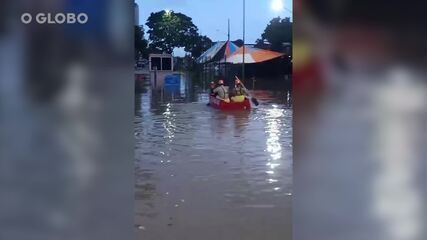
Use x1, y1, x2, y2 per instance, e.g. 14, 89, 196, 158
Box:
251, 97, 259, 106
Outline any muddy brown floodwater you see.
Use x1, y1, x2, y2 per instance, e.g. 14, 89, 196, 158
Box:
135, 86, 292, 240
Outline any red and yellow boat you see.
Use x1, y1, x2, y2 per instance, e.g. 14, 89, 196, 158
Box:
209, 96, 251, 110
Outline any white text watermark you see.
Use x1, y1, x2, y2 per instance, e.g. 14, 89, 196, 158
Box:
21, 13, 89, 24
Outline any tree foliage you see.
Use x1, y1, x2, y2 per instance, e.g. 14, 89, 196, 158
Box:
145, 10, 212, 58
146, 10, 197, 54
257, 17, 292, 52
185, 35, 212, 58
233, 39, 244, 47
135, 25, 148, 59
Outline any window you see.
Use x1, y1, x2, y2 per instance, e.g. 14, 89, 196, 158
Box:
151, 57, 161, 70
161, 57, 172, 71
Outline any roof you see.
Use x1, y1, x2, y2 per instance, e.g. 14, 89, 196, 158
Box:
196, 41, 239, 64
225, 46, 284, 64
196, 41, 227, 64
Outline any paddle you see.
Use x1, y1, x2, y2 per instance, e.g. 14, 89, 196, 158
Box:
235, 76, 259, 106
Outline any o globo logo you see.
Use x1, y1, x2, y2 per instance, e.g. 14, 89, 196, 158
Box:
21, 13, 89, 24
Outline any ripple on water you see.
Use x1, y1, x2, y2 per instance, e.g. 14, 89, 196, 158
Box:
135, 90, 292, 238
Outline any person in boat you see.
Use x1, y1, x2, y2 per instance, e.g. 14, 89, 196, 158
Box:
206, 81, 217, 106
213, 79, 230, 103
231, 77, 249, 102
209, 81, 217, 95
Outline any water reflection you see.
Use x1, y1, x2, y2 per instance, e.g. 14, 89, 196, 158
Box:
135, 78, 292, 240
163, 103, 176, 143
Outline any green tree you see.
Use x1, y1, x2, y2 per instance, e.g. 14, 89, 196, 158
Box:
135, 25, 148, 60
185, 35, 212, 58
258, 17, 292, 52
233, 39, 244, 47
146, 10, 199, 54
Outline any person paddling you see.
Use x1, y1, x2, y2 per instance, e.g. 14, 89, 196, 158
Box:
233, 76, 259, 106
231, 77, 249, 102
213, 79, 230, 103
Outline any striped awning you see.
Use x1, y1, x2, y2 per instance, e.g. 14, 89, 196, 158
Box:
224, 41, 239, 57
197, 41, 239, 64
196, 41, 226, 64
226, 46, 284, 64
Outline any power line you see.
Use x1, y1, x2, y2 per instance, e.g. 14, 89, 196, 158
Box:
284, 6, 292, 14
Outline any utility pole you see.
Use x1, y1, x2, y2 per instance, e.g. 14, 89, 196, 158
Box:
228, 18, 230, 41
226, 18, 230, 82
242, 0, 246, 82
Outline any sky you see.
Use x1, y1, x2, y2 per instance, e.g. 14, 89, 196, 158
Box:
136, 0, 292, 56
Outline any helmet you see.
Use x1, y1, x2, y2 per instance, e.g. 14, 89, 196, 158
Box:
218, 79, 224, 85
210, 81, 215, 85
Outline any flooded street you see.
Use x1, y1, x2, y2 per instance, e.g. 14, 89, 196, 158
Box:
135, 82, 292, 240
